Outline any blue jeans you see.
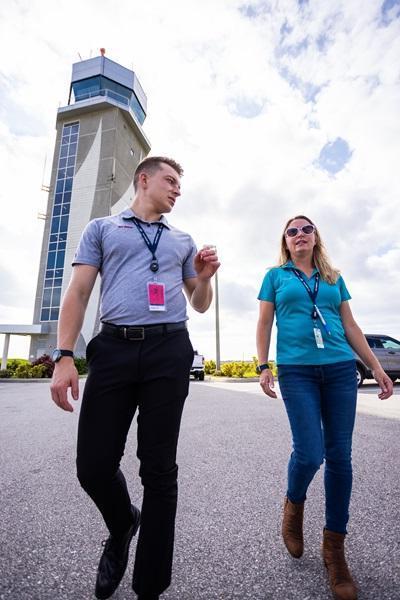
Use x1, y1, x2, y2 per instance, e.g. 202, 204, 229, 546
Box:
278, 360, 357, 534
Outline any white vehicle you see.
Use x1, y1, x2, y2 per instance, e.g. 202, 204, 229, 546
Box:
190, 351, 205, 381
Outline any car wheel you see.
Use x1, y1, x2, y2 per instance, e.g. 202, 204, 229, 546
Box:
356, 365, 364, 387
389, 375, 397, 383
199, 372, 205, 381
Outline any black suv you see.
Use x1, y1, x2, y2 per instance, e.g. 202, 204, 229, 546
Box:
355, 334, 400, 387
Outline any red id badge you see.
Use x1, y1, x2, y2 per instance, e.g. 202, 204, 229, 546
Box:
147, 282, 166, 311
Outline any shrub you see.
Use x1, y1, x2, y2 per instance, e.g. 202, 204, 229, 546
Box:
204, 359, 216, 375
219, 361, 258, 378
74, 356, 88, 375
269, 361, 278, 376
203, 358, 278, 379
7, 358, 29, 373
31, 364, 48, 378
31, 354, 54, 378
0, 369, 12, 378
15, 364, 33, 378
231, 361, 248, 378
220, 362, 235, 377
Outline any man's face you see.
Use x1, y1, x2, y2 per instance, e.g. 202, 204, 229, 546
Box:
144, 163, 181, 213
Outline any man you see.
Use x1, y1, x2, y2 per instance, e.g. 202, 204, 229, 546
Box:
50, 156, 220, 600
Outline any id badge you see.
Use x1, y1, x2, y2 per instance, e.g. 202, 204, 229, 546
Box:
313, 327, 325, 349
147, 282, 166, 311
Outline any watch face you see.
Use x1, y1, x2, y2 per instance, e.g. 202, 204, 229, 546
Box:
52, 349, 61, 363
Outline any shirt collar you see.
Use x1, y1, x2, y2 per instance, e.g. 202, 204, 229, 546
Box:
120, 208, 170, 229
282, 259, 319, 275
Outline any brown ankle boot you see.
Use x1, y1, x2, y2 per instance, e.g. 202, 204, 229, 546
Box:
282, 496, 304, 558
322, 529, 358, 600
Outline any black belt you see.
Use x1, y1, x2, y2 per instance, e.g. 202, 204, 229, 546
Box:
100, 321, 187, 341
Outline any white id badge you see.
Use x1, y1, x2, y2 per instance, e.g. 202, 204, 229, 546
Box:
314, 327, 325, 349
147, 282, 166, 311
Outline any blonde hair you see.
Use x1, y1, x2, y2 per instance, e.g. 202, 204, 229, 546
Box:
278, 215, 340, 284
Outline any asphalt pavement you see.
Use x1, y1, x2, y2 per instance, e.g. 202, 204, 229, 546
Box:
0, 379, 399, 600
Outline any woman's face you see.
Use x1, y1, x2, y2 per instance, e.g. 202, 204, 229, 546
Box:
284, 218, 316, 259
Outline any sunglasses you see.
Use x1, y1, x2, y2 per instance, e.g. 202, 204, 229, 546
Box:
285, 224, 315, 237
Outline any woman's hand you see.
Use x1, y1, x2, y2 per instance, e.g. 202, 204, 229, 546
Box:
259, 368, 277, 398
372, 366, 394, 400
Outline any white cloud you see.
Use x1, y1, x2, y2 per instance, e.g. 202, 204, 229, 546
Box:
0, 0, 399, 360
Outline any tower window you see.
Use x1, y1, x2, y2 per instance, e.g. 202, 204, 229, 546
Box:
40, 121, 80, 322
72, 75, 146, 124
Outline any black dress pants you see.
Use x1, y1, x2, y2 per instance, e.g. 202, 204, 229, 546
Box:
76, 328, 194, 595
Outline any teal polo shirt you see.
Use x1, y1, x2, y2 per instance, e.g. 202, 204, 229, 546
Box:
258, 261, 355, 365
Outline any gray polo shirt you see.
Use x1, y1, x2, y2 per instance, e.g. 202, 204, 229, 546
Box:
72, 208, 197, 325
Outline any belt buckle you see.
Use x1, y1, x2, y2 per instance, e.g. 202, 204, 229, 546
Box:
126, 327, 145, 341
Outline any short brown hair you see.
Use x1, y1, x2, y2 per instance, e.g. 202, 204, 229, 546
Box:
133, 156, 184, 191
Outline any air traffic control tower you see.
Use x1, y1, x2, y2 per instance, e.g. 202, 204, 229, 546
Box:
28, 50, 151, 359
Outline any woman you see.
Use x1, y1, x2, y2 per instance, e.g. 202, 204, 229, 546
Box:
256, 215, 393, 600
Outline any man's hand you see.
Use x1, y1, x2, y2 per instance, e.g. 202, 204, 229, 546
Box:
372, 366, 393, 400
50, 359, 80, 412
259, 368, 277, 398
194, 245, 220, 281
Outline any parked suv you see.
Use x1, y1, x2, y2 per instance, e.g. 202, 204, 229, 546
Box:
355, 334, 400, 387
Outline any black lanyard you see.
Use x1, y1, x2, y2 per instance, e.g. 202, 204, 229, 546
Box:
291, 268, 319, 320
132, 218, 164, 272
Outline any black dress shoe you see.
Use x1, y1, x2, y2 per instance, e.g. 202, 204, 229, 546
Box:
95, 505, 141, 600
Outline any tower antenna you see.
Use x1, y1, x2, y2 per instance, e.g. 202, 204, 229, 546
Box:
38, 154, 49, 220
41, 154, 50, 193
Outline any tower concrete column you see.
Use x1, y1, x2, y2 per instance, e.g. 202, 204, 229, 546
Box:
1, 333, 10, 370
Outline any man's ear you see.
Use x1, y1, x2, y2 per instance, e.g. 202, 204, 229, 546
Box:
139, 171, 148, 188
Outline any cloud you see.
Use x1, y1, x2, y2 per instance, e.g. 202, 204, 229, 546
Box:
0, 0, 399, 360
0, 264, 26, 308
220, 281, 259, 314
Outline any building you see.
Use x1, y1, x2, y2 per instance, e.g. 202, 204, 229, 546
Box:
0, 51, 151, 368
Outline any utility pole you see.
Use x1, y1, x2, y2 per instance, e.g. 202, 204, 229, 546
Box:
215, 270, 221, 370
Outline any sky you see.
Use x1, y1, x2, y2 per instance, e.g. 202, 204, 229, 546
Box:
0, 0, 400, 361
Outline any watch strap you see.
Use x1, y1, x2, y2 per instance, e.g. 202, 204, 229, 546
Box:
257, 363, 269, 373
52, 349, 74, 363
59, 349, 74, 357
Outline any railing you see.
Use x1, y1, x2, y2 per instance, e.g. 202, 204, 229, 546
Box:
74, 88, 130, 107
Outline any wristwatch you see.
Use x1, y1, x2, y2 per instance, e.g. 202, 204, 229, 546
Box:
52, 349, 74, 363
256, 363, 269, 374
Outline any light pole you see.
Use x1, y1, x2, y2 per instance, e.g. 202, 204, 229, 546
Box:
215, 270, 221, 370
